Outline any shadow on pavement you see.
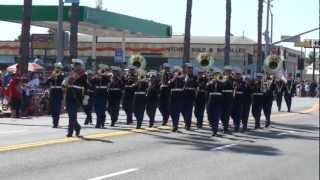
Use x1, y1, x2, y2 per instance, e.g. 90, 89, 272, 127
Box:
136, 131, 282, 156
79, 136, 113, 144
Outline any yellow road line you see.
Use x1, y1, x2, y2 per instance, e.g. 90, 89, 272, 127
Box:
0, 102, 318, 153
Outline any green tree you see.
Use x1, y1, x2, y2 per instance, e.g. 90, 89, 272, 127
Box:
256, 0, 264, 73
19, 0, 32, 74
224, 0, 231, 66
183, 0, 192, 64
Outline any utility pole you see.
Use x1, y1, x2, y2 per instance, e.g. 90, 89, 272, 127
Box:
69, 2, 80, 60
264, 0, 271, 56
313, 47, 316, 81
270, 11, 273, 44
57, 0, 64, 62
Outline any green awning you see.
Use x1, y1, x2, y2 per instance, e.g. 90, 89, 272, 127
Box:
0, 5, 172, 37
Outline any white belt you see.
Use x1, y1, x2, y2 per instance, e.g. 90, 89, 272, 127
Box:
50, 86, 62, 89
71, 85, 84, 90
209, 92, 222, 96
96, 86, 107, 89
253, 93, 264, 96
109, 88, 121, 91
236, 91, 244, 94
135, 91, 146, 95
125, 85, 133, 88
171, 88, 183, 92
160, 85, 168, 88
222, 90, 233, 93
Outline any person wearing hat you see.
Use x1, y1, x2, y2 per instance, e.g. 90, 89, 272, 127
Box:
220, 65, 235, 134
108, 66, 124, 127
275, 78, 285, 112
194, 69, 208, 129
230, 68, 245, 132
159, 63, 172, 126
206, 70, 224, 136
91, 66, 111, 129
240, 76, 254, 132
43, 62, 65, 128
146, 71, 160, 128
181, 63, 197, 130
122, 66, 138, 125
284, 74, 296, 112
262, 74, 276, 128
168, 66, 184, 132
251, 73, 265, 129
132, 71, 149, 129
64, 59, 88, 137
83, 70, 95, 125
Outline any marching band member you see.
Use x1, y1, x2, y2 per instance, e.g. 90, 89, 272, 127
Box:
251, 73, 264, 129
44, 62, 64, 128
221, 65, 234, 134
83, 70, 95, 125
159, 63, 172, 126
108, 66, 124, 127
146, 71, 160, 128
122, 66, 138, 125
194, 69, 208, 129
64, 59, 88, 137
133, 71, 149, 129
275, 79, 285, 112
206, 68, 224, 136
231, 67, 245, 132
91, 65, 111, 129
241, 76, 254, 132
169, 66, 184, 132
262, 74, 276, 127
181, 63, 197, 130
284, 74, 296, 112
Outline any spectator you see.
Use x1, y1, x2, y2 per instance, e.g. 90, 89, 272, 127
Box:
7, 73, 22, 118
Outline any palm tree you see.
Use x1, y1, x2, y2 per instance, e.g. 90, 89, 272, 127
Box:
69, 2, 80, 60
257, 0, 264, 73
224, 0, 231, 66
19, 0, 32, 74
183, 0, 192, 64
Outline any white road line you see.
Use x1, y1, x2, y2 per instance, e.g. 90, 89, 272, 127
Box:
277, 130, 297, 136
277, 132, 287, 136
0, 130, 27, 135
88, 168, 139, 180
214, 144, 237, 151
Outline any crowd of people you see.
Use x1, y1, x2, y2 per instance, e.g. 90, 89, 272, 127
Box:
0, 65, 48, 117
295, 80, 319, 97
0, 58, 317, 138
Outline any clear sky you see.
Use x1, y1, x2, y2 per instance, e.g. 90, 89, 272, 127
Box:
0, 0, 318, 50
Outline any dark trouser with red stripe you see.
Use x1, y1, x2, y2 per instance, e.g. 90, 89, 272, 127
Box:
194, 91, 206, 128
133, 93, 147, 129
252, 94, 264, 128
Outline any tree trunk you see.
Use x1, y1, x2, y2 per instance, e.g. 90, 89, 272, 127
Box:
183, 0, 192, 64
257, 0, 264, 73
19, 0, 32, 74
69, 3, 79, 60
224, 0, 232, 66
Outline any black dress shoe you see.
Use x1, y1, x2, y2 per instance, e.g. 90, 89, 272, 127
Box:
172, 128, 178, 132
75, 127, 81, 137
212, 132, 217, 136
52, 125, 58, 128
66, 134, 73, 137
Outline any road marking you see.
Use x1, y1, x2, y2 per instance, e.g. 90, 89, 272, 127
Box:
88, 168, 139, 180
0, 130, 27, 135
0, 102, 318, 153
277, 130, 296, 136
214, 144, 237, 150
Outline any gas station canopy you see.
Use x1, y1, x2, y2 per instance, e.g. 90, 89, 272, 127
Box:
0, 5, 172, 38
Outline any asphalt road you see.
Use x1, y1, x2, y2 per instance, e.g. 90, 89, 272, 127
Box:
0, 97, 318, 180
